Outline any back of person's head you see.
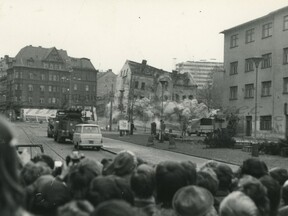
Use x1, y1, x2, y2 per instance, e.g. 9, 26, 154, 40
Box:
31, 154, 55, 170
30, 175, 71, 216
196, 168, 219, 196
240, 158, 268, 179
57, 200, 94, 216
260, 175, 281, 216
130, 164, 155, 199
180, 161, 197, 185
155, 161, 191, 208
219, 191, 259, 216
112, 150, 138, 177
20, 161, 52, 186
67, 158, 102, 199
282, 181, 288, 205
173, 185, 217, 216
269, 167, 288, 186
91, 200, 137, 216
214, 163, 233, 191
238, 175, 270, 216
0, 115, 24, 215
87, 175, 134, 207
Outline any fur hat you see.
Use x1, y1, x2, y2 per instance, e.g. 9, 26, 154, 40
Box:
269, 167, 288, 186
219, 191, 259, 216
173, 185, 216, 216
240, 158, 268, 179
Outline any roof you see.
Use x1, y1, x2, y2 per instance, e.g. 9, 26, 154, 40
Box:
221, 5, 288, 34
127, 60, 171, 76
13, 45, 96, 71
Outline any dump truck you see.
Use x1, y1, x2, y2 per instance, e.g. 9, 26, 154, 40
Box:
53, 109, 84, 143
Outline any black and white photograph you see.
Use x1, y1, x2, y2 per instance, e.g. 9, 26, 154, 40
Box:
0, 0, 288, 215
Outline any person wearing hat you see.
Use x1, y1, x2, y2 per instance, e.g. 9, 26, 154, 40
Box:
0, 115, 32, 216
172, 185, 217, 216
58, 200, 94, 216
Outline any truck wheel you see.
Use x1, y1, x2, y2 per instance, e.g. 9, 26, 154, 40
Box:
57, 134, 62, 143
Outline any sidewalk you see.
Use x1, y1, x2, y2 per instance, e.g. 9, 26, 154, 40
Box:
102, 131, 288, 169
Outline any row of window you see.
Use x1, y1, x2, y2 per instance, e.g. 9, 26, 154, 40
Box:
14, 84, 96, 92
13, 95, 97, 104
230, 15, 288, 48
13, 71, 96, 81
230, 80, 273, 100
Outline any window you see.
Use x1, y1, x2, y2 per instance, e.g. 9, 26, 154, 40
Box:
283, 77, 288, 93
53, 86, 57, 92
262, 22, 272, 38
28, 84, 33, 91
262, 53, 272, 69
49, 74, 53, 81
229, 86, 238, 100
85, 85, 89, 91
230, 61, 238, 75
261, 81, 272, 96
52, 98, 56, 104
134, 81, 139, 89
284, 48, 288, 64
141, 82, 145, 90
48, 98, 51, 104
15, 84, 18, 90
260, 116, 272, 130
15, 71, 19, 78
74, 84, 78, 91
245, 28, 255, 43
245, 59, 254, 72
230, 34, 238, 48
40, 85, 45, 92
29, 73, 34, 79
43, 63, 49, 68
53, 75, 57, 81
48, 86, 52, 92
244, 84, 254, 98
41, 74, 45, 80
284, 15, 288, 31
28, 97, 33, 103
40, 98, 44, 104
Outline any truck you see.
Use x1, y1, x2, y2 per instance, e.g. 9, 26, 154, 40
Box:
53, 109, 84, 143
187, 117, 227, 136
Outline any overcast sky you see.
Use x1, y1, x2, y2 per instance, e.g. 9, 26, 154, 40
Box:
0, 0, 287, 73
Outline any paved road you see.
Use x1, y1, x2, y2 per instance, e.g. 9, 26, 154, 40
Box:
12, 122, 238, 170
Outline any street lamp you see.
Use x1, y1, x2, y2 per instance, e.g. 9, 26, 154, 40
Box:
159, 80, 168, 142
251, 56, 263, 139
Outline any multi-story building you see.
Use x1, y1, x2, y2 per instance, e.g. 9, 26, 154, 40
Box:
176, 60, 224, 89
114, 59, 197, 119
221, 6, 288, 138
97, 69, 117, 116
1, 45, 98, 118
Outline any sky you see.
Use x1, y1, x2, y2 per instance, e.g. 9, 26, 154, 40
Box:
0, 0, 287, 74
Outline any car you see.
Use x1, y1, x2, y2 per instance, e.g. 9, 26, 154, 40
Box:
73, 124, 103, 150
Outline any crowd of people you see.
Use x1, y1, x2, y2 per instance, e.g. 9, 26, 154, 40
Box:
1, 114, 288, 216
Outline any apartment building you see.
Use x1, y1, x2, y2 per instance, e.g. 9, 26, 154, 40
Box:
1, 45, 98, 117
176, 60, 224, 89
114, 60, 197, 119
221, 6, 288, 138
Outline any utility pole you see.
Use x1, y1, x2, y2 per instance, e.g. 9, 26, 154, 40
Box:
109, 84, 114, 131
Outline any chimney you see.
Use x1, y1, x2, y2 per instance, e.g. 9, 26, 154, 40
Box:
141, 59, 147, 73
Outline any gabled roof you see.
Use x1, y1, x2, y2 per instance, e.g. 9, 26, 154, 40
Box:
126, 60, 170, 76
13, 45, 96, 71
221, 5, 288, 34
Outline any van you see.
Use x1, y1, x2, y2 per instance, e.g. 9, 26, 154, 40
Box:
187, 117, 227, 136
73, 124, 103, 150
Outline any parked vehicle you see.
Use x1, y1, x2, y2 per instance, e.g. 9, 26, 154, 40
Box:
53, 109, 84, 143
187, 117, 227, 136
73, 124, 103, 150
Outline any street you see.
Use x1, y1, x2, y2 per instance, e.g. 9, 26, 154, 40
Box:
12, 121, 239, 170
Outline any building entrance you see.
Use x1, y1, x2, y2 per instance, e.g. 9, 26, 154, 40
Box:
246, 116, 252, 136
